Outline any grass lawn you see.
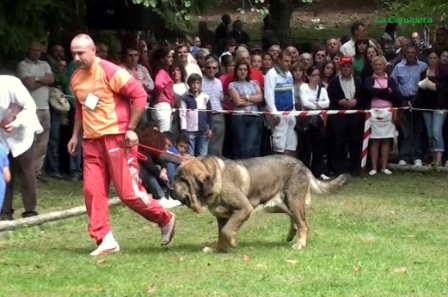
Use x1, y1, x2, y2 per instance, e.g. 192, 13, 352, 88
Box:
1, 172, 448, 297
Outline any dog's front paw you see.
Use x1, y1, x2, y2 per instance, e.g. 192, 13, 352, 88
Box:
292, 240, 307, 250
202, 246, 216, 253
229, 237, 238, 248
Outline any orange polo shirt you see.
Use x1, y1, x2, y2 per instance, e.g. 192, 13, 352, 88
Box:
70, 57, 147, 139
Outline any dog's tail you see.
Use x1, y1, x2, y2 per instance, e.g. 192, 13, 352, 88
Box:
307, 170, 349, 194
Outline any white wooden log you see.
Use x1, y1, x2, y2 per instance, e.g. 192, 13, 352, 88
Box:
387, 163, 448, 172
0, 197, 122, 232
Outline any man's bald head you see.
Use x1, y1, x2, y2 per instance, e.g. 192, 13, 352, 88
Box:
71, 34, 95, 48
71, 34, 97, 69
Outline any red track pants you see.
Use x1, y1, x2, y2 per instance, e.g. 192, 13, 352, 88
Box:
82, 134, 172, 243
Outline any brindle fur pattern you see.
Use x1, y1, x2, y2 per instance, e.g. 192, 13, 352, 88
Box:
172, 155, 348, 253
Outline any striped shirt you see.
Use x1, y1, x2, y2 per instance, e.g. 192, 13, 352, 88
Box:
201, 76, 223, 110
179, 92, 213, 132
70, 57, 147, 139
264, 66, 294, 112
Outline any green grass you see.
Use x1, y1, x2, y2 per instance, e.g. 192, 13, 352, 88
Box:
1, 172, 448, 296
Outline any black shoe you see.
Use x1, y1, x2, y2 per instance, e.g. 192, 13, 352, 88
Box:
48, 173, 63, 179
37, 175, 48, 183
21, 211, 38, 218
0, 213, 13, 221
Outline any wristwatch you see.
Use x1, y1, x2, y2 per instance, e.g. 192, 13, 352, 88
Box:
246, 94, 250, 102
35, 76, 40, 82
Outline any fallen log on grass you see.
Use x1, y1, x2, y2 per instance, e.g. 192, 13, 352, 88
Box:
0, 197, 122, 232
387, 163, 448, 173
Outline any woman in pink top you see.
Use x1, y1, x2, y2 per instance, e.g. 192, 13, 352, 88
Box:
364, 56, 399, 176
149, 46, 175, 132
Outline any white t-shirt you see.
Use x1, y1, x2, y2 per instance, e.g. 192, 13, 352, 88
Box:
299, 84, 330, 110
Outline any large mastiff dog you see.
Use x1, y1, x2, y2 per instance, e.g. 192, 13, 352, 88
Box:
172, 155, 348, 253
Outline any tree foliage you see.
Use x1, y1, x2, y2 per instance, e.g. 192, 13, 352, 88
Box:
0, 0, 77, 68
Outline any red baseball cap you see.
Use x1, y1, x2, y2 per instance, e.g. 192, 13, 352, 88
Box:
340, 55, 353, 66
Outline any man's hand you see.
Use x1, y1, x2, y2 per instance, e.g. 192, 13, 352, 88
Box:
272, 116, 281, 126
125, 130, 139, 147
338, 99, 350, 108
67, 136, 78, 156
207, 129, 213, 138
24, 77, 36, 85
349, 99, 357, 108
3, 121, 18, 133
159, 168, 168, 182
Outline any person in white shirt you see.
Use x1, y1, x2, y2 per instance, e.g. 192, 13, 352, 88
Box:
298, 66, 330, 180
0, 75, 43, 220
264, 50, 297, 155
340, 21, 376, 57
176, 44, 202, 79
16, 40, 54, 180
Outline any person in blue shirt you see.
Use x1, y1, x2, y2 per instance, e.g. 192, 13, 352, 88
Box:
163, 132, 192, 184
0, 144, 11, 212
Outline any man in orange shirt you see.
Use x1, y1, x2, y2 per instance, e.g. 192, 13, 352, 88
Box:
67, 34, 175, 256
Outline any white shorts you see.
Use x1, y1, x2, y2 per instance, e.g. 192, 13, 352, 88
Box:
151, 102, 172, 132
271, 115, 298, 153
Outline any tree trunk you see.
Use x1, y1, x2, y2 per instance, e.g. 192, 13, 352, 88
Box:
269, 0, 293, 48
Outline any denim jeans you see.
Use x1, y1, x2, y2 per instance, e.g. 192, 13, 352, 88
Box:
166, 162, 178, 184
187, 131, 209, 156
231, 115, 262, 159
422, 111, 447, 152
139, 166, 166, 200
45, 107, 61, 175
398, 109, 424, 162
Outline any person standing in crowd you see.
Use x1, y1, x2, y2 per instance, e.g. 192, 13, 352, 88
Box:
17, 40, 54, 182
364, 56, 398, 176
149, 46, 175, 132
264, 50, 297, 156
391, 44, 428, 167
416, 51, 446, 166
67, 34, 175, 256
298, 66, 330, 180
0, 75, 43, 220
327, 56, 364, 176
228, 60, 264, 158
202, 57, 225, 156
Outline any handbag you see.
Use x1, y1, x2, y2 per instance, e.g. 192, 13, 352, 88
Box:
296, 85, 324, 132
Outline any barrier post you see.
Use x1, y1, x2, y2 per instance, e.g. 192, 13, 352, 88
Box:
361, 111, 371, 168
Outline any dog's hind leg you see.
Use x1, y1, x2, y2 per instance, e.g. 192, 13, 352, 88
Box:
285, 191, 309, 250
286, 219, 297, 242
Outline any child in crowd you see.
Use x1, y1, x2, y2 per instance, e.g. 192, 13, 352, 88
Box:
179, 73, 213, 156
163, 132, 192, 184
0, 144, 11, 212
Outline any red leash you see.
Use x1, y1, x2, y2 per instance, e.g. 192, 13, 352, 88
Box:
130, 143, 186, 162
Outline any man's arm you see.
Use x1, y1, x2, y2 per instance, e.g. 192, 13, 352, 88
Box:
263, 71, 277, 112
108, 67, 147, 130
141, 66, 155, 92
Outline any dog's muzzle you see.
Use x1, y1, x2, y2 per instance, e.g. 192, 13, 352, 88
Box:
171, 189, 191, 206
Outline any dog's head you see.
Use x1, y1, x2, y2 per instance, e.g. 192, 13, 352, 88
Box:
172, 156, 224, 213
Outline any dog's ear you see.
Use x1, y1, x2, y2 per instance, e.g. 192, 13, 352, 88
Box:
195, 172, 214, 198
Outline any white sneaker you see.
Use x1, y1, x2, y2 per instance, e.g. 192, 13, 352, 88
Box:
167, 198, 182, 208
320, 174, 330, 180
381, 168, 392, 175
90, 231, 120, 256
414, 159, 423, 167
161, 213, 176, 245
369, 170, 377, 176
398, 160, 408, 165
158, 197, 181, 209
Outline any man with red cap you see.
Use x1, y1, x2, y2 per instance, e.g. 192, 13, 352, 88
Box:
327, 56, 365, 176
